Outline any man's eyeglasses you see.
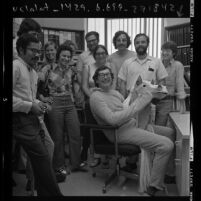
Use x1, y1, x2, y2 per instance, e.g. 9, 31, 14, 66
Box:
27, 48, 41, 54
98, 72, 111, 79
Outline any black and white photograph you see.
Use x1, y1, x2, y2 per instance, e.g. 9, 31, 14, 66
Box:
3, 0, 194, 199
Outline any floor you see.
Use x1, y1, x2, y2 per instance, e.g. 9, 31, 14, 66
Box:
12, 156, 179, 197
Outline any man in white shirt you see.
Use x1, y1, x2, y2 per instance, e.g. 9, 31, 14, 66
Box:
118, 33, 168, 98
76, 31, 100, 165
76, 31, 100, 84
13, 33, 62, 196
118, 33, 176, 191
118, 33, 168, 129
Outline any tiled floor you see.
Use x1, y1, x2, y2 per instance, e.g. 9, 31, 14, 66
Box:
12, 157, 179, 197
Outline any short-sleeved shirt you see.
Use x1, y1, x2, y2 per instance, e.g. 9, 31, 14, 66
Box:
164, 59, 186, 99
118, 55, 168, 92
76, 50, 95, 72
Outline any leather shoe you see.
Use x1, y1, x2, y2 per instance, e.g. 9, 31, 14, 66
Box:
146, 186, 159, 196
71, 166, 88, 172
55, 168, 67, 183
89, 158, 101, 167
80, 161, 87, 168
164, 175, 176, 184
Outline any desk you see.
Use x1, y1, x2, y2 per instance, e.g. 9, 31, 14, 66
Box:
169, 112, 190, 196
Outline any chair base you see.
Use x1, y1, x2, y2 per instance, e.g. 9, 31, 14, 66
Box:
91, 158, 139, 194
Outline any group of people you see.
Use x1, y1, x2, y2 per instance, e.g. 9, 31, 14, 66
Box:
12, 18, 186, 196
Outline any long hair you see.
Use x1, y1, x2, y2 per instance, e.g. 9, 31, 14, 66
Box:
17, 18, 42, 37
113, 31, 131, 49
92, 44, 108, 59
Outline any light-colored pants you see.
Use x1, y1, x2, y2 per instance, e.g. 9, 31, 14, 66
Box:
108, 120, 174, 190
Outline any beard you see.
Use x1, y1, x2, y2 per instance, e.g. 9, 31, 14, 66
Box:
136, 46, 147, 55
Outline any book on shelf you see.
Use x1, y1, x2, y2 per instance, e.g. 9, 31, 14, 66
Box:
184, 67, 190, 86
182, 47, 188, 66
186, 47, 190, 65
176, 48, 182, 63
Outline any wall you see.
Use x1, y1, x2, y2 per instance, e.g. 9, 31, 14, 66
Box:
164, 18, 190, 27
33, 18, 85, 31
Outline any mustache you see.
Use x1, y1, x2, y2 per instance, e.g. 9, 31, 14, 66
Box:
137, 46, 146, 49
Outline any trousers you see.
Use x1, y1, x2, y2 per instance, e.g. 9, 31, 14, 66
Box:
155, 98, 173, 126
13, 112, 62, 196
108, 119, 174, 190
47, 95, 81, 170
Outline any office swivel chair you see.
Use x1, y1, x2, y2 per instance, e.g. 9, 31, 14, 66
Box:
79, 104, 141, 194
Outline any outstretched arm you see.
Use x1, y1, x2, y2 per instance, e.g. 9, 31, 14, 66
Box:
90, 90, 152, 126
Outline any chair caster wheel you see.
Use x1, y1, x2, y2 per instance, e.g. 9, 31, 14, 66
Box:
102, 187, 106, 194
92, 173, 96, 177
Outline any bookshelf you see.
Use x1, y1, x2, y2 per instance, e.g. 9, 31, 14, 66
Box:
165, 23, 190, 111
38, 27, 84, 63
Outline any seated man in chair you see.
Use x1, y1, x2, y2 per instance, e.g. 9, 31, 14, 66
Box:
89, 66, 175, 196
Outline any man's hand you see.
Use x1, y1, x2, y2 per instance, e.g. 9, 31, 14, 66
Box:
30, 102, 44, 116
38, 102, 52, 113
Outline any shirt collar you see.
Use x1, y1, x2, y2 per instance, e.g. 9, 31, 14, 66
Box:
133, 54, 152, 62
17, 56, 33, 71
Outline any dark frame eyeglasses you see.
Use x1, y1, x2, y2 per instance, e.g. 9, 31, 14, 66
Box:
98, 72, 111, 79
27, 48, 41, 54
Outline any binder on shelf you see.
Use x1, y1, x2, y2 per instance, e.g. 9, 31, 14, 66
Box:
187, 25, 190, 44
176, 48, 182, 63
